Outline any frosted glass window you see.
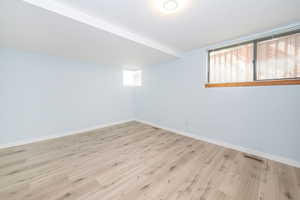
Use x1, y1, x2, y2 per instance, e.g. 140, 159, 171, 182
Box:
123, 70, 142, 87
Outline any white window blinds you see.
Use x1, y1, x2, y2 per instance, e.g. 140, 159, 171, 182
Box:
209, 43, 254, 83
257, 33, 300, 80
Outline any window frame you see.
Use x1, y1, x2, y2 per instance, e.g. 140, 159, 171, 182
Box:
206, 29, 300, 88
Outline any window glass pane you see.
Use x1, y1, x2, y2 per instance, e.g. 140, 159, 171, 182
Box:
123, 70, 142, 87
257, 33, 300, 80
209, 43, 254, 83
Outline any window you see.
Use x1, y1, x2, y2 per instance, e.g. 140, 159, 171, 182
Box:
257, 33, 300, 80
207, 30, 300, 87
123, 70, 142, 87
209, 43, 254, 83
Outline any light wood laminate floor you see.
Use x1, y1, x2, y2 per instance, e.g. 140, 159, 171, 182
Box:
0, 121, 299, 200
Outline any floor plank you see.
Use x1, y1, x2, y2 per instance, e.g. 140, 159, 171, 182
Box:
0, 121, 299, 200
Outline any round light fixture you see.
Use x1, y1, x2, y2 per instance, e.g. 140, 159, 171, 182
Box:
163, 0, 178, 11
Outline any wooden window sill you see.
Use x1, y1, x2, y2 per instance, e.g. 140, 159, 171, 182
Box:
205, 79, 300, 88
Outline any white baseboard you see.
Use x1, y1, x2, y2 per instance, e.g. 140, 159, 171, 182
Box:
0, 119, 134, 149
2, 118, 299, 169
135, 119, 300, 169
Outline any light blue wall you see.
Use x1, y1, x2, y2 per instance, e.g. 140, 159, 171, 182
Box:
0, 48, 133, 145
134, 48, 300, 163
1, 46, 300, 163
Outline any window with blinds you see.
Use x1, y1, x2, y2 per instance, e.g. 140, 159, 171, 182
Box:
208, 31, 300, 86
209, 43, 254, 83
257, 33, 300, 80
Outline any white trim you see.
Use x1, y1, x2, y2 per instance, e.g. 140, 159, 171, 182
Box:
135, 119, 300, 169
22, 0, 180, 57
0, 119, 134, 149
2, 118, 299, 168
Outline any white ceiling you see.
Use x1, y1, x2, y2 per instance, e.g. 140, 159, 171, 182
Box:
58, 0, 300, 52
0, 0, 176, 66
1, 0, 300, 66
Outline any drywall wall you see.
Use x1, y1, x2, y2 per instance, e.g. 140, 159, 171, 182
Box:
1, 43, 299, 165
0, 48, 133, 146
134, 48, 300, 163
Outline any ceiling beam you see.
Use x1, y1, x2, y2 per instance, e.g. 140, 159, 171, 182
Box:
22, 0, 181, 58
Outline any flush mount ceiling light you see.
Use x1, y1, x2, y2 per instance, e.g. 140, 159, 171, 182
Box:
163, 0, 178, 11
156, 0, 181, 15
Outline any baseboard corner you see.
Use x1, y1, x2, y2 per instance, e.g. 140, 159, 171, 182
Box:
135, 119, 300, 169
0, 119, 135, 149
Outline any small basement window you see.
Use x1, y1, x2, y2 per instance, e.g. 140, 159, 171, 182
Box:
123, 70, 142, 87
206, 30, 300, 88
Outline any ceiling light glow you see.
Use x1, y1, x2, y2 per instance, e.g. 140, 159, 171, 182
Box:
155, 0, 182, 15
163, 0, 178, 11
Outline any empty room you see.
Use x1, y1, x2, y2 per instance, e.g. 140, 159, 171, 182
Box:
1, 0, 300, 199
